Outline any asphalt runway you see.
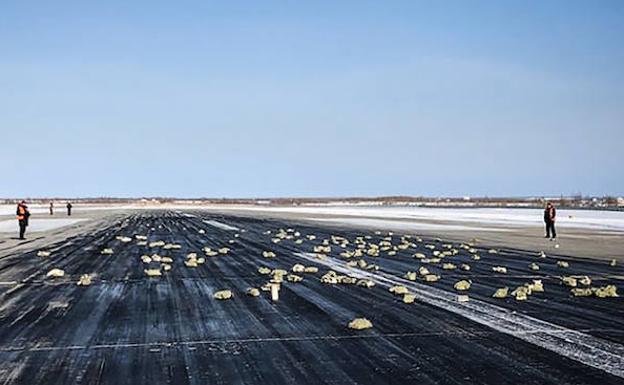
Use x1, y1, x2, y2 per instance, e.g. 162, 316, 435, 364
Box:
0, 211, 622, 384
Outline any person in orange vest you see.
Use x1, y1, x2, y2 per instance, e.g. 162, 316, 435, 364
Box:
16, 201, 31, 240
544, 202, 556, 239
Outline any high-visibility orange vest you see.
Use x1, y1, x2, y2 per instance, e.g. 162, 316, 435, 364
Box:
16, 205, 26, 221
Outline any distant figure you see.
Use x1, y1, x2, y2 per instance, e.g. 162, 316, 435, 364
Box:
544, 202, 556, 239
16, 201, 30, 240
66, 202, 73, 216
49, 201, 54, 215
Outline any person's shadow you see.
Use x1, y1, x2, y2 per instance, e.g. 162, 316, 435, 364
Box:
6, 237, 43, 240
8, 237, 33, 242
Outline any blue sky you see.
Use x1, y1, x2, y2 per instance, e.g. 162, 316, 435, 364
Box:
1, 1, 622, 198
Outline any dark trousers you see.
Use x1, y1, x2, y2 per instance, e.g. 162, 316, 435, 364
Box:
545, 221, 556, 238
18, 221, 27, 239
67, 208, 71, 216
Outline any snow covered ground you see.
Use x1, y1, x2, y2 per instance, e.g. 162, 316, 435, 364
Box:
0, 204, 133, 216
205, 205, 624, 232
0, 218, 87, 233
2, 204, 622, 232
302, 217, 513, 232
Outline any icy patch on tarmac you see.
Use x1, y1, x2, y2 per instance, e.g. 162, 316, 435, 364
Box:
203, 220, 239, 231
303, 217, 511, 232
0, 219, 87, 233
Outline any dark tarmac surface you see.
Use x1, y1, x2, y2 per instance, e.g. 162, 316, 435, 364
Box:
0, 211, 623, 385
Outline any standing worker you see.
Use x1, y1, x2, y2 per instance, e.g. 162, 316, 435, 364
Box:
49, 201, 54, 215
16, 201, 30, 240
66, 201, 73, 216
544, 202, 556, 239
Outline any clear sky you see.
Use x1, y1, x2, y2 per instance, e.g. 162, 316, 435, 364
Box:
1, 1, 623, 198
